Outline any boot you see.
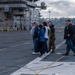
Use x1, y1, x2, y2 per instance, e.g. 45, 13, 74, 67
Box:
62, 53, 69, 56
51, 49, 55, 53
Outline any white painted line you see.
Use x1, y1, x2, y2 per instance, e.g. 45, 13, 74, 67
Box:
0, 48, 7, 51
38, 62, 75, 75
0, 42, 31, 51
56, 52, 62, 55
10, 41, 65, 75
56, 41, 65, 49
10, 42, 31, 48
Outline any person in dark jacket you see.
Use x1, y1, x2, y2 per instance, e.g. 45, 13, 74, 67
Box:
32, 22, 39, 54
38, 25, 45, 56
72, 25, 75, 46
63, 20, 75, 56
48, 21, 55, 53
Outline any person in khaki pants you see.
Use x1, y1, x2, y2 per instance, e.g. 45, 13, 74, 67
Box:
48, 21, 55, 53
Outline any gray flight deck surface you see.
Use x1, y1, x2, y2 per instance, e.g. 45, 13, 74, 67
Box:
0, 29, 74, 75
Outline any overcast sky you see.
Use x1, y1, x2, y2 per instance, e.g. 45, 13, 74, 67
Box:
36, 0, 75, 18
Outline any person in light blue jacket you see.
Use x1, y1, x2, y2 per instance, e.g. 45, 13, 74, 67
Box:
38, 25, 45, 56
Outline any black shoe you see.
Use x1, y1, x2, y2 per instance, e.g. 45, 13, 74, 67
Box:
51, 51, 55, 53
62, 53, 69, 56
73, 54, 75, 56
48, 49, 51, 52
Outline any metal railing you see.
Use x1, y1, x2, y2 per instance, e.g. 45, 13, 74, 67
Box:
0, 20, 17, 31
0, 20, 27, 31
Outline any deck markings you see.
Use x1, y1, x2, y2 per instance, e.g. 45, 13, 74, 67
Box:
10, 41, 65, 75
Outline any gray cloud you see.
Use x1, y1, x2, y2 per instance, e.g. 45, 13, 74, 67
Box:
48, 1, 75, 17
49, 1, 71, 6
48, 1, 71, 11
37, 0, 75, 18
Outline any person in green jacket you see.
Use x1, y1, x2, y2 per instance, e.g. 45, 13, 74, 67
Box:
48, 21, 55, 53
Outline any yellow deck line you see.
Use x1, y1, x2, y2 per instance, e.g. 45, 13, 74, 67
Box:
35, 56, 65, 75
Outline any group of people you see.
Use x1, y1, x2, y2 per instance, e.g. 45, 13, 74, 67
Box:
30, 21, 55, 56
30, 19, 75, 57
